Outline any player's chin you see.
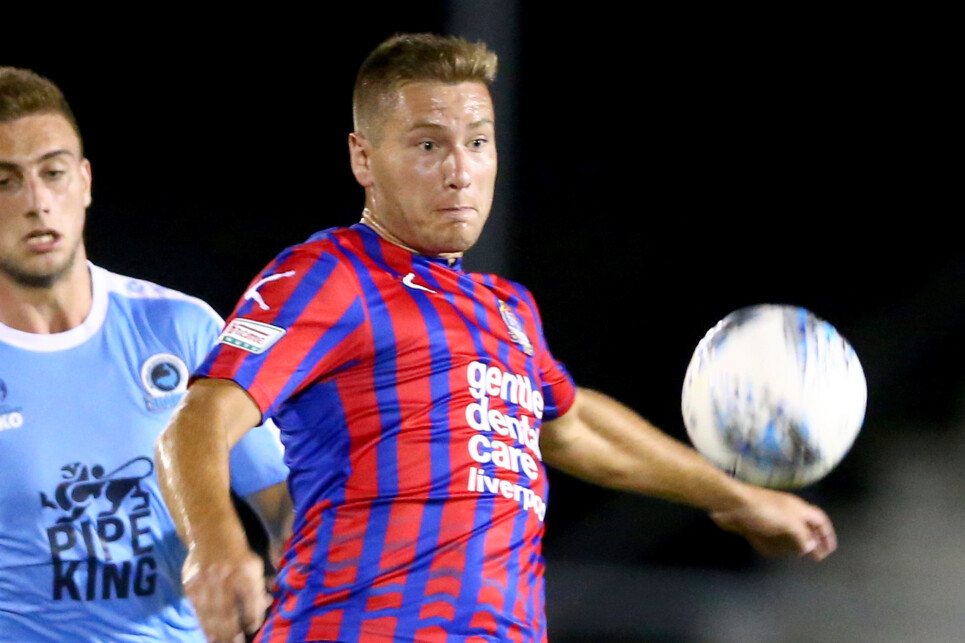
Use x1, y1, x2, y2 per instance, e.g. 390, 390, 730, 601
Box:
0, 255, 73, 288
427, 225, 483, 256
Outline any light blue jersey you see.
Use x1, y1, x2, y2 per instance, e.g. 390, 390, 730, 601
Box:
0, 264, 289, 642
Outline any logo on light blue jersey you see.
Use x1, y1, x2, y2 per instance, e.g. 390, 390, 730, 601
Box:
139, 353, 189, 412
41, 458, 154, 523
40, 458, 159, 601
0, 377, 24, 433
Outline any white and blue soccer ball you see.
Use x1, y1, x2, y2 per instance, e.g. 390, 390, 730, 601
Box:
681, 304, 867, 489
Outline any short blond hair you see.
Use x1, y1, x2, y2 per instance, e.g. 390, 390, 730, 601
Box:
353, 33, 498, 143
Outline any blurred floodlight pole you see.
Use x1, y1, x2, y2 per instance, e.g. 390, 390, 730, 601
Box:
447, 0, 519, 277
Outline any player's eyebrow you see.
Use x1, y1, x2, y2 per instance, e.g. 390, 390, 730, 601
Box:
409, 118, 495, 132
38, 149, 76, 162
0, 149, 75, 171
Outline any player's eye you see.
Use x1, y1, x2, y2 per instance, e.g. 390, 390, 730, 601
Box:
44, 169, 66, 180
469, 137, 488, 149
419, 141, 436, 151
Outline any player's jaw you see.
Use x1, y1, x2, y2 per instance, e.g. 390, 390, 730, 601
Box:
401, 201, 489, 257
428, 204, 487, 253
364, 190, 491, 257
0, 229, 83, 289
0, 205, 85, 289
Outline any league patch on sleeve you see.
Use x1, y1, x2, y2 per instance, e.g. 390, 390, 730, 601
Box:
218, 318, 286, 354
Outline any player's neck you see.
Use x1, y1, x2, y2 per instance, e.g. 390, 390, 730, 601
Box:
0, 256, 93, 334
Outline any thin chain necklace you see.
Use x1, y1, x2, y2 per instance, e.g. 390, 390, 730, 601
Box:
359, 208, 422, 255
359, 208, 462, 267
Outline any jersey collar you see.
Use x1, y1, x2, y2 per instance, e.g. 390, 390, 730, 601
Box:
0, 262, 109, 352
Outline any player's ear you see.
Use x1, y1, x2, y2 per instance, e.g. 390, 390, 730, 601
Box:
81, 158, 92, 208
348, 132, 375, 188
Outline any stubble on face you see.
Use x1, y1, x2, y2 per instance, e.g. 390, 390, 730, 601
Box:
0, 236, 82, 288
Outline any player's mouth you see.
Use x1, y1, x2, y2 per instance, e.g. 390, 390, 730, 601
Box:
438, 206, 477, 221
24, 229, 62, 252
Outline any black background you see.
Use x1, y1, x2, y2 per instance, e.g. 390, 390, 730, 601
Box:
6, 3, 958, 640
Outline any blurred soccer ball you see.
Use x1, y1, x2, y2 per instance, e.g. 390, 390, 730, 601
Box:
681, 304, 867, 489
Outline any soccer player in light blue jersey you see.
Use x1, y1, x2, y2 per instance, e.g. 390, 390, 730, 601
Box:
0, 67, 293, 642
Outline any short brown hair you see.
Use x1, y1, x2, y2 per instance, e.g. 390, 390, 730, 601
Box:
353, 33, 498, 142
0, 67, 83, 152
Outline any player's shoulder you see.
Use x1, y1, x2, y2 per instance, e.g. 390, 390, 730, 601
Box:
263, 224, 378, 284
287, 224, 369, 261
94, 264, 223, 327
470, 269, 548, 328
475, 270, 539, 305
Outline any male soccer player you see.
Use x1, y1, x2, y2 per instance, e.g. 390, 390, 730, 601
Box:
0, 67, 292, 642
156, 34, 838, 643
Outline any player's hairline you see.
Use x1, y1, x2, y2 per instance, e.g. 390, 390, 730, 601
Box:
352, 33, 498, 142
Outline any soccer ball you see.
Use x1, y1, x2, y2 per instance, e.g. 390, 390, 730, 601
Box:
681, 304, 867, 489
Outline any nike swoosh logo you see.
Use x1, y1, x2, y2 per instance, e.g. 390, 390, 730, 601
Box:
402, 272, 437, 294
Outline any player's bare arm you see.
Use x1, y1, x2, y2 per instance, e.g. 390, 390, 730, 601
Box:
155, 377, 270, 643
539, 387, 837, 561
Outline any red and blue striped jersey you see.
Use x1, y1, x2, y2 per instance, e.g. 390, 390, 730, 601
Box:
195, 223, 576, 642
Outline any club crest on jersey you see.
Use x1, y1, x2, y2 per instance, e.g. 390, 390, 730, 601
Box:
218, 318, 286, 354
0, 377, 25, 433
140, 353, 189, 412
499, 300, 534, 356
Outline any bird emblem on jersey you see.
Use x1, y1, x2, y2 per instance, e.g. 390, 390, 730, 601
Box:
139, 353, 190, 411
499, 299, 534, 356
244, 270, 297, 311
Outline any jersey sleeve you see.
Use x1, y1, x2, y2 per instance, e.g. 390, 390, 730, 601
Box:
176, 294, 290, 495
515, 282, 577, 420
228, 419, 289, 497
194, 243, 367, 420
538, 351, 577, 421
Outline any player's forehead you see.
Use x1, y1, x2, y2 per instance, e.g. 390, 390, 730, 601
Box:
385, 80, 495, 133
0, 113, 81, 164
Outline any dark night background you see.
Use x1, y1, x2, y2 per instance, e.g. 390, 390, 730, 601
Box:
7, 4, 959, 641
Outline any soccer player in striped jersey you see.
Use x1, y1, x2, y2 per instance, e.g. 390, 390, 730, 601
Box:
157, 34, 838, 643
0, 67, 292, 641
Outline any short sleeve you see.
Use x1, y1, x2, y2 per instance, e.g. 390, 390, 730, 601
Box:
174, 287, 290, 496
194, 243, 367, 420
538, 354, 577, 421
228, 418, 288, 497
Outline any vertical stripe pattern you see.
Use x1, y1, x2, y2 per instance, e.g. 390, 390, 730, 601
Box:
196, 224, 576, 642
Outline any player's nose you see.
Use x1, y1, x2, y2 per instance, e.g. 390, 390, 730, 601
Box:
24, 173, 53, 216
443, 147, 472, 190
